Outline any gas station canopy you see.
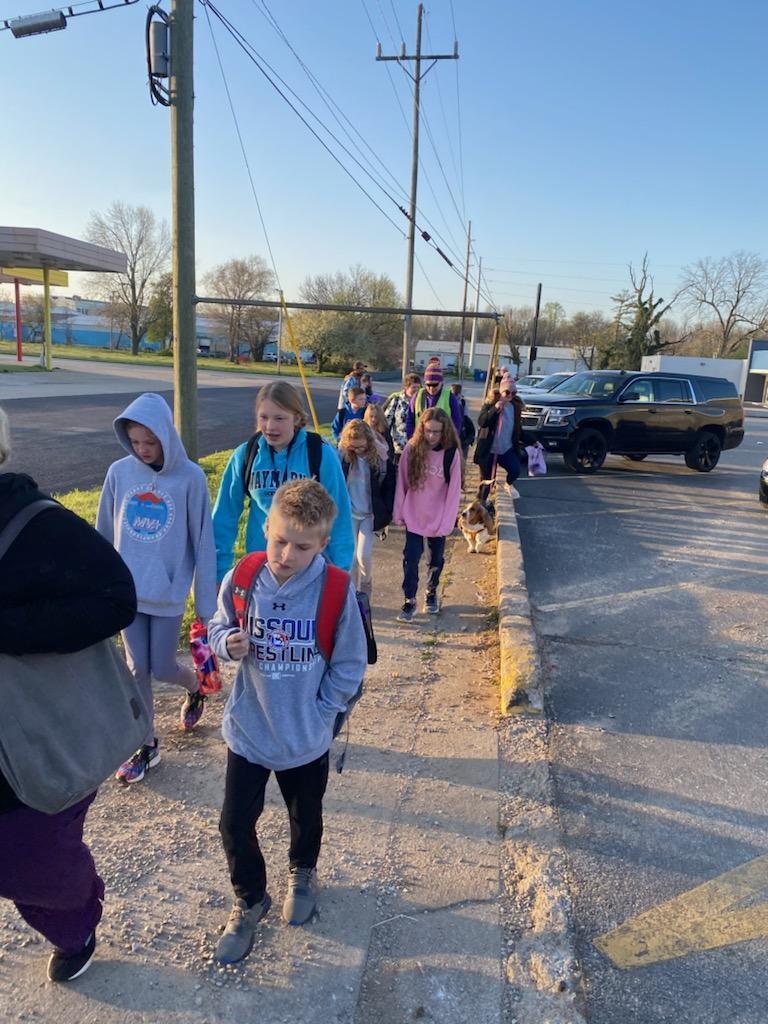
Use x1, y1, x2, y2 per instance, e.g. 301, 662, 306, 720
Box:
0, 226, 127, 275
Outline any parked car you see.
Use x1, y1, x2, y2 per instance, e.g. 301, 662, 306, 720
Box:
760, 459, 768, 506
517, 371, 574, 396
520, 370, 744, 474
516, 374, 547, 389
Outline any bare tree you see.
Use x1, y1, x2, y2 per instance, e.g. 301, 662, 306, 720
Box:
679, 251, 768, 357
614, 255, 677, 369
202, 256, 276, 363
85, 202, 171, 355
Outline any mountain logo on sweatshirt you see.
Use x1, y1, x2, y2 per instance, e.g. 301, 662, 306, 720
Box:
123, 485, 176, 542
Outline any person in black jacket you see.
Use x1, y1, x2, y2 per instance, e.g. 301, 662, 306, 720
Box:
473, 374, 525, 500
0, 407, 137, 983
337, 419, 395, 598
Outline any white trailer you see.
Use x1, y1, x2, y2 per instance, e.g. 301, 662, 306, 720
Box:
641, 355, 747, 396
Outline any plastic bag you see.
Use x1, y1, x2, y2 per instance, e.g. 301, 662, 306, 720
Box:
525, 442, 547, 477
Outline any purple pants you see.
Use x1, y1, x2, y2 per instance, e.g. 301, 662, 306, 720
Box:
0, 792, 104, 954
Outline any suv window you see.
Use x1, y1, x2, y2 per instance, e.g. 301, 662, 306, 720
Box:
655, 378, 691, 403
693, 377, 738, 402
620, 378, 655, 402
552, 372, 623, 397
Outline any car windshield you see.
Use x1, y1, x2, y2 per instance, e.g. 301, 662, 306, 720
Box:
516, 375, 543, 387
533, 373, 571, 390
550, 372, 625, 397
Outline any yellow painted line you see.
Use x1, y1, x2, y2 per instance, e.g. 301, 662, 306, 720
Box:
594, 853, 768, 969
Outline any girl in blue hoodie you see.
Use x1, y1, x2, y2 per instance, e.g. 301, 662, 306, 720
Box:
212, 381, 354, 582
96, 393, 218, 784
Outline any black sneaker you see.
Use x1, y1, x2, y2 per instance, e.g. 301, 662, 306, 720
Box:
425, 591, 440, 614
397, 600, 416, 623
47, 931, 96, 983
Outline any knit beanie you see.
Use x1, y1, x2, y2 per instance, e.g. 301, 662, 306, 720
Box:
500, 372, 516, 392
424, 364, 444, 385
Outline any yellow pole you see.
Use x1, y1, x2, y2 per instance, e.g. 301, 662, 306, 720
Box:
484, 320, 501, 394
280, 295, 320, 431
42, 268, 52, 371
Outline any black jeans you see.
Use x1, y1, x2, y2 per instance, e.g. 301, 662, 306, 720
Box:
402, 530, 446, 600
219, 748, 329, 906
477, 448, 521, 500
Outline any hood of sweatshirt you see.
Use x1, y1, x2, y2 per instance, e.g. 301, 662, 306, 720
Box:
0, 472, 49, 534
113, 393, 187, 474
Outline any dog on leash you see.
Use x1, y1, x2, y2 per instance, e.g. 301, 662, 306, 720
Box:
458, 497, 496, 553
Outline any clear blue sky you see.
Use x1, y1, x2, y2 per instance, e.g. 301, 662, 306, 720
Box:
1, 0, 766, 318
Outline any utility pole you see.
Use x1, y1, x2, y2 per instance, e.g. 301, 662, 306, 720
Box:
170, 0, 197, 459
276, 289, 283, 375
377, 3, 458, 381
528, 283, 542, 376
456, 220, 471, 382
468, 255, 482, 372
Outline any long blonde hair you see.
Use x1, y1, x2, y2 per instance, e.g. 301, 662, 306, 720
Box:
255, 381, 308, 429
406, 407, 460, 489
338, 419, 381, 471
363, 402, 388, 438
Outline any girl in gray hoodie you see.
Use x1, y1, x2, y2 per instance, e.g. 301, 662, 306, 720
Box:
96, 393, 218, 784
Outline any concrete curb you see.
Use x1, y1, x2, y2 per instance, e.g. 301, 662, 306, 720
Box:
495, 487, 587, 1023
495, 488, 542, 715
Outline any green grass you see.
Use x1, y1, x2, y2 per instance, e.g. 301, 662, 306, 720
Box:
0, 362, 45, 373
0, 340, 336, 377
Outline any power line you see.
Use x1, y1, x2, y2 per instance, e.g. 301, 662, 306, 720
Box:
203, 3, 282, 291
424, 10, 465, 222
388, 0, 405, 42
200, 0, 406, 237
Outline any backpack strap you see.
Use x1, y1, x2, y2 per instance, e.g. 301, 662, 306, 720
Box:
315, 563, 349, 662
0, 499, 58, 562
443, 446, 457, 487
305, 430, 324, 481
231, 551, 268, 629
241, 432, 262, 493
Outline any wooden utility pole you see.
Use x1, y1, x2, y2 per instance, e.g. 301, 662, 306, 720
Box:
170, 0, 197, 459
377, 4, 458, 380
527, 283, 542, 376
457, 220, 471, 381
468, 255, 482, 371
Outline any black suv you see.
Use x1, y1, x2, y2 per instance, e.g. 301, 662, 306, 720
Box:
520, 370, 744, 474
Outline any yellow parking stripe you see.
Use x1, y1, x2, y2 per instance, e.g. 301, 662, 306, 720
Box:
594, 854, 768, 968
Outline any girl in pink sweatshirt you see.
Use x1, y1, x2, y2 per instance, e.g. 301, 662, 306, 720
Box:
393, 407, 462, 621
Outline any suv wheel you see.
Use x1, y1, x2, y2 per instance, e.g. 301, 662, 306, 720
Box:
564, 428, 608, 474
684, 430, 722, 472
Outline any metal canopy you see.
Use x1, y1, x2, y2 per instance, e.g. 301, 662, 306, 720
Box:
0, 226, 127, 274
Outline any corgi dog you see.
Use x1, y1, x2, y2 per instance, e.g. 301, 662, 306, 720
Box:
458, 498, 495, 553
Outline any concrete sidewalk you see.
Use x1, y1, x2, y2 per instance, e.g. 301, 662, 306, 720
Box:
0, 528, 509, 1024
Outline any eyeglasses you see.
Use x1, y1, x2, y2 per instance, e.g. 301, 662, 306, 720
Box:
424, 382, 441, 389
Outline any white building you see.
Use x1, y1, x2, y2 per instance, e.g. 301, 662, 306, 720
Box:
414, 340, 588, 376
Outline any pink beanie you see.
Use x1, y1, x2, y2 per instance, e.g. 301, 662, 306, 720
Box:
500, 372, 516, 391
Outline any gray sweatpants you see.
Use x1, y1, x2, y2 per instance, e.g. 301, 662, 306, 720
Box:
122, 612, 198, 746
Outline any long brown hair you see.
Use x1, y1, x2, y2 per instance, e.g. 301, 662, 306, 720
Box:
339, 419, 381, 471
255, 381, 308, 429
406, 407, 460, 490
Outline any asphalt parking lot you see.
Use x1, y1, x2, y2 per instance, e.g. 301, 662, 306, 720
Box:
515, 414, 768, 1023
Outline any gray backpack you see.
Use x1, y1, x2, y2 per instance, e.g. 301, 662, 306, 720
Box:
0, 500, 150, 814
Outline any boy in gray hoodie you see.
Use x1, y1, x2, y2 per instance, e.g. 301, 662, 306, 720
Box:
209, 479, 367, 962
96, 393, 218, 784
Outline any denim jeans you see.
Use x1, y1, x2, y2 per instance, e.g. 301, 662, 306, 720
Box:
402, 530, 446, 601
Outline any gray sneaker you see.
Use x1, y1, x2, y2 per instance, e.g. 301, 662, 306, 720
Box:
424, 591, 440, 614
214, 894, 271, 964
397, 600, 416, 623
282, 867, 318, 926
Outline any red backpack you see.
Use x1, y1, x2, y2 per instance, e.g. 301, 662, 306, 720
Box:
230, 552, 375, 771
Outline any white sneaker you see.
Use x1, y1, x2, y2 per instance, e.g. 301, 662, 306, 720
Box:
504, 483, 520, 499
